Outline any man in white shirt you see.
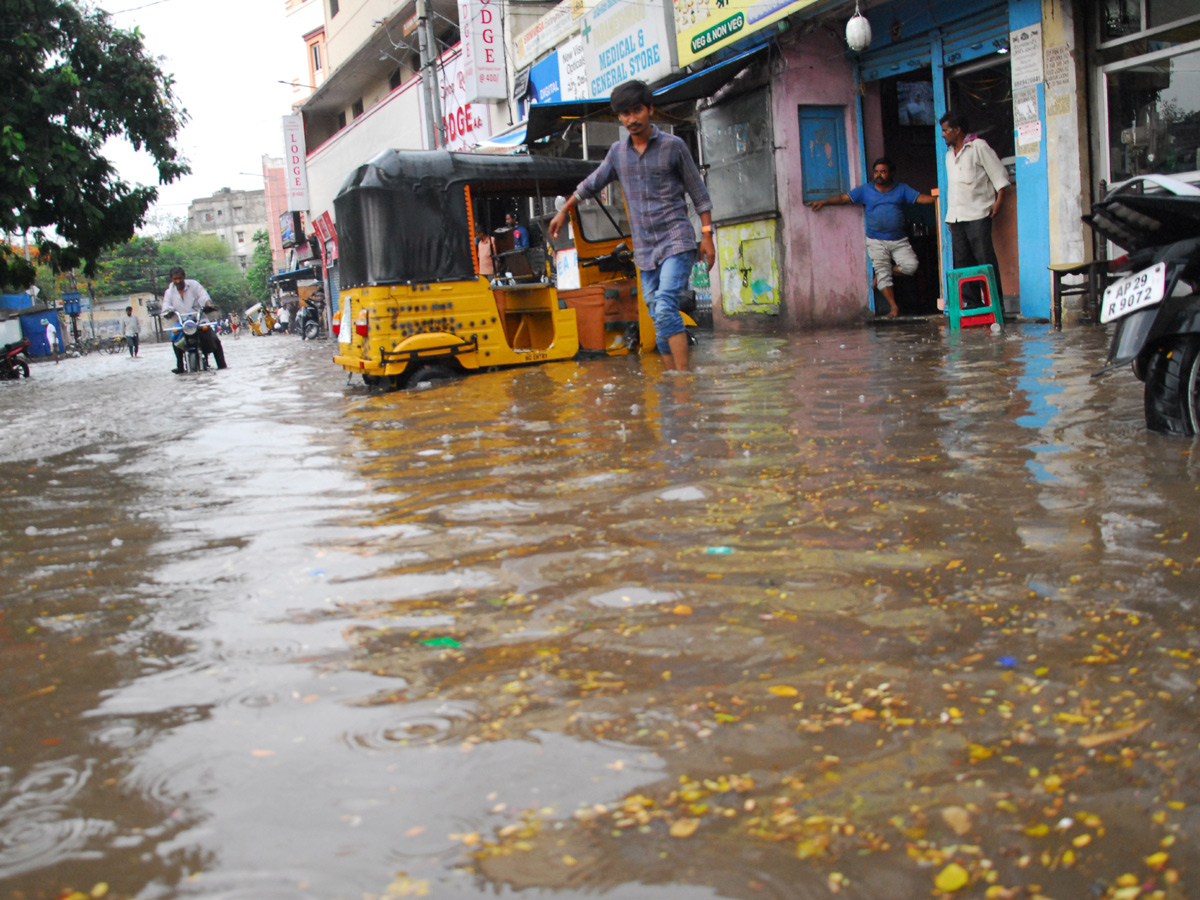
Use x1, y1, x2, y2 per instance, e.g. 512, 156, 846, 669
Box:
119, 306, 142, 357
161, 266, 227, 371
42, 317, 59, 363
940, 110, 1010, 306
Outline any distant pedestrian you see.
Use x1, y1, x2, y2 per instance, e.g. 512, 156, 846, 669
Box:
230, 311, 240, 339
548, 79, 715, 371
119, 305, 142, 356
505, 213, 529, 250
807, 157, 934, 318
940, 110, 1010, 305
477, 221, 495, 277
42, 317, 59, 363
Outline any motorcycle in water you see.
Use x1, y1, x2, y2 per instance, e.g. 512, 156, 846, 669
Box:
169, 311, 218, 373
1090, 174, 1200, 435
0, 338, 31, 379
297, 295, 325, 341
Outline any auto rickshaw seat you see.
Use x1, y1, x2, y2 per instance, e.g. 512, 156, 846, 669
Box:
491, 226, 547, 285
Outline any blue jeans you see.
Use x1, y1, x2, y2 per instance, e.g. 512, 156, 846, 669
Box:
640, 251, 695, 356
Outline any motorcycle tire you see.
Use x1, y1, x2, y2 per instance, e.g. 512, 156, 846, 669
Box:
304, 322, 319, 341
1143, 336, 1200, 436
1, 360, 29, 379
186, 348, 201, 373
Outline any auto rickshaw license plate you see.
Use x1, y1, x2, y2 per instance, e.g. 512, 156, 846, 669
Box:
1100, 261, 1166, 323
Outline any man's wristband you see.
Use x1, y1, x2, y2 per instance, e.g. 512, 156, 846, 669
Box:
700, 225, 713, 234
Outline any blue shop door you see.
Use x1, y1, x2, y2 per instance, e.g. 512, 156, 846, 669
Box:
798, 106, 850, 204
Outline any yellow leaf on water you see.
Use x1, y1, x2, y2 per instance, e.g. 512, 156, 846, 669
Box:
669, 817, 700, 838
1024, 824, 1049, 837
90, 886, 109, 900
1077, 720, 1150, 748
768, 685, 799, 697
934, 862, 971, 891
941, 806, 972, 836
562, 855, 578, 866
672, 604, 693, 615
946, 560, 963, 570
1145, 851, 1169, 870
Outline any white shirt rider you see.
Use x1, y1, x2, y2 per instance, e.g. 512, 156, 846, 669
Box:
161, 276, 214, 321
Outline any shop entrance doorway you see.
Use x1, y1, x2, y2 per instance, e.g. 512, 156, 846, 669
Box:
874, 68, 941, 316
945, 54, 1020, 307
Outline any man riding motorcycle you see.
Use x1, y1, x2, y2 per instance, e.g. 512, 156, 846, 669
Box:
160, 266, 228, 372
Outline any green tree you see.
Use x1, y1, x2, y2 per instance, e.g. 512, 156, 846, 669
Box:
157, 233, 248, 313
244, 230, 273, 306
0, 0, 188, 290
94, 236, 161, 296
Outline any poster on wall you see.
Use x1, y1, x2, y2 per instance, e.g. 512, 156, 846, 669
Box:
1009, 24, 1044, 90
673, 0, 819, 67
584, 0, 676, 99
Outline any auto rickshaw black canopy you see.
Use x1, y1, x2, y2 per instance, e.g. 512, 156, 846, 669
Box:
334, 150, 598, 288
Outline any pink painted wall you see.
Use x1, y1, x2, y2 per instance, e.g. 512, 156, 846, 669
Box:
772, 29, 871, 327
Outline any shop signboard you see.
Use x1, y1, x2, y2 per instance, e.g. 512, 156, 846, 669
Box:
559, 35, 588, 100
457, 0, 507, 101
673, 0, 819, 66
425, 50, 493, 150
528, 37, 589, 104
282, 114, 310, 211
514, 0, 582, 70
583, 0, 675, 99
530, 52, 562, 104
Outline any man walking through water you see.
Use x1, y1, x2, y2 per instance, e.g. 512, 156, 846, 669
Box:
548, 80, 715, 371
119, 305, 142, 356
806, 157, 934, 318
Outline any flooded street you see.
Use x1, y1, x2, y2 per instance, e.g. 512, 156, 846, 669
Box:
2, 323, 1198, 900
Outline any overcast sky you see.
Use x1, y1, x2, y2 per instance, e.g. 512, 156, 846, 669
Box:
104, 0, 310, 228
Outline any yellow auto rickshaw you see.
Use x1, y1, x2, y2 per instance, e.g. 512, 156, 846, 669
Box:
331, 150, 689, 388
244, 303, 277, 337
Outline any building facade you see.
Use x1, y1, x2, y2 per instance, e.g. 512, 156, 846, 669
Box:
289, 0, 1198, 330
187, 188, 271, 272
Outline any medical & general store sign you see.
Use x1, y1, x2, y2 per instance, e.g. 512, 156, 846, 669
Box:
583, 0, 674, 98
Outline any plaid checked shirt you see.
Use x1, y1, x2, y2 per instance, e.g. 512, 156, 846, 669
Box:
574, 126, 713, 272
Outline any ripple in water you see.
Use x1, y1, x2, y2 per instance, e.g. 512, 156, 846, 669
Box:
343, 699, 479, 750
588, 587, 678, 609
0, 805, 115, 879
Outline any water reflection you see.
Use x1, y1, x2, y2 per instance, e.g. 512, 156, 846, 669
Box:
1, 328, 1199, 898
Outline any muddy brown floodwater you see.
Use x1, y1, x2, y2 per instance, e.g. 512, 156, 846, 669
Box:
1, 322, 1198, 900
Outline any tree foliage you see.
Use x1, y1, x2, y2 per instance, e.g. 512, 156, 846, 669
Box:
0, 0, 188, 290
93, 235, 161, 296
156, 233, 248, 313
244, 230, 272, 306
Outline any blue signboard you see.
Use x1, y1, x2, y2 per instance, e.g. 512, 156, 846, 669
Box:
62, 292, 82, 316
529, 52, 562, 105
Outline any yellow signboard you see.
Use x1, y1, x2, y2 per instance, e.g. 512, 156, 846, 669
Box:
673, 0, 820, 66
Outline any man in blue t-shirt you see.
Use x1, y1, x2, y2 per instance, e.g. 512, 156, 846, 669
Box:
806, 157, 934, 318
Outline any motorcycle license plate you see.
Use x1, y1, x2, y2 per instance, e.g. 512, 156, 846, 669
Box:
1100, 262, 1166, 323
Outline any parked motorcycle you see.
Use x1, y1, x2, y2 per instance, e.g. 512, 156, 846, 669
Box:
170, 311, 218, 373
1090, 174, 1200, 435
0, 338, 31, 379
297, 294, 325, 341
